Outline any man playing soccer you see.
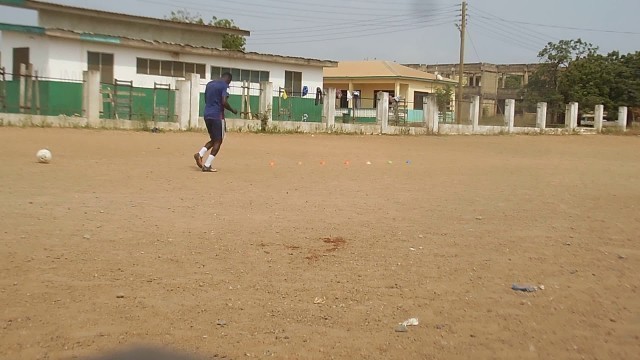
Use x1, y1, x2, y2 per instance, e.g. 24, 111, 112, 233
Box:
194, 72, 237, 172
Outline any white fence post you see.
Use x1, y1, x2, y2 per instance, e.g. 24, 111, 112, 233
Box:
175, 80, 191, 130
259, 81, 274, 128
377, 91, 389, 134
565, 102, 578, 130
188, 73, 200, 129
323, 88, 336, 128
423, 94, 439, 134
618, 106, 628, 131
505, 99, 515, 133
536, 102, 547, 130
82, 70, 101, 123
471, 95, 480, 131
594, 104, 604, 133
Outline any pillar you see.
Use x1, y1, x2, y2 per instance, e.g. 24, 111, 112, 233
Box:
82, 70, 101, 122
565, 102, 578, 130
536, 102, 547, 130
348, 81, 354, 109
323, 88, 336, 127
259, 81, 274, 127
188, 73, 200, 129
377, 91, 389, 134
505, 99, 515, 133
19, 63, 26, 113
618, 106, 628, 131
594, 104, 604, 133
423, 94, 439, 134
470, 95, 480, 131
175, 79, 191, 130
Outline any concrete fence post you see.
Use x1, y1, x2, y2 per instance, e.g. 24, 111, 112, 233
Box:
19, 64, 26, 113
323, 88, 336, 128
471, 95, 480, 132
259, 81, 274, 127
82, 70, 101, 124
188, 73, 200, 129
175, 79, 190, 130
536, 102, 547, 130
505, 99, 515, 133
618, 106, 628, 131
565, 102, 578, 130
377, 91, 389, 134
423, 94, 439, 134
594, 104, 604, 133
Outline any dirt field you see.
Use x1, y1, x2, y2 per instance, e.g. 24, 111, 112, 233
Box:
0, 128, 638, 360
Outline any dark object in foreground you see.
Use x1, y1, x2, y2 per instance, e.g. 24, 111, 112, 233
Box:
84, 346, 206, 360
512, 283, 538, 292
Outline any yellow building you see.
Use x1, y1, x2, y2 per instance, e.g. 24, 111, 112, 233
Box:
323, 60, 456, 111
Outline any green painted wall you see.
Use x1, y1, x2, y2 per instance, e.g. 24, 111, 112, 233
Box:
1, 80, 83, 116
272, 97, 323, 122
197, 94, 323, 123
101, 84, 175, 121
198, 93, 260, 118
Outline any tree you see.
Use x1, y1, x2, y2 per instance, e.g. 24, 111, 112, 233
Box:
165, 10, 246, 51
435, 86, 453, 111
524, 39, 598, 122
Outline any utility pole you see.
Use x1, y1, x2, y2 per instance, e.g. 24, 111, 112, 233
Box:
456, 1, 467, 124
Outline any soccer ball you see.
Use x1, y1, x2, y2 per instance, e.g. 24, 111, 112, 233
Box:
36, 149, 52, 163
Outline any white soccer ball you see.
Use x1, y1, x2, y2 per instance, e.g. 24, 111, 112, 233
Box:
36, 149, 52, 163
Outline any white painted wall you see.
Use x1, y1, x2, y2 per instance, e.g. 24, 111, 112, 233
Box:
0, 32, 325, 97
0, 31, 50, 80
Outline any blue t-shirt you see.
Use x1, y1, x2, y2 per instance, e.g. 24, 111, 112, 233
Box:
204, 80, 229, 120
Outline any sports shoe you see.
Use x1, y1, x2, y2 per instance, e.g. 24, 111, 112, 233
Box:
202, 165, 217, 173
194, 153, 203, 169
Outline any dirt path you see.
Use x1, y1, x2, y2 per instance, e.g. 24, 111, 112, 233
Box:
0, 128, 638, 359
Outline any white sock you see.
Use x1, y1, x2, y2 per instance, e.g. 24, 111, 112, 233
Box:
198, 147, 207, 157
204, 155, 215, 167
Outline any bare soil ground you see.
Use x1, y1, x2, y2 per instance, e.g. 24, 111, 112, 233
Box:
0, 128, 639, 360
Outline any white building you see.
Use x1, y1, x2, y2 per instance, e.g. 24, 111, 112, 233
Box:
0, 0, 335, 97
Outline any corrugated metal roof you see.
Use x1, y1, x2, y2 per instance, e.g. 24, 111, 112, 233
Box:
44, 28, 337, 67
324, 61, 456, 83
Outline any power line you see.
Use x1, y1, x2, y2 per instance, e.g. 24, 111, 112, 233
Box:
141, 0, 451, 20
247, 19, 454, 46
468, 5, 559, 43
467, 29, 482, 63
252, 8, 459, 35
470, 20, 542, 53
250, 14, 458, 40
468, 4, 640, 35
470, 16, 546, 51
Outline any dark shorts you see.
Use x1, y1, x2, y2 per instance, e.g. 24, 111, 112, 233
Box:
204, 118, 225, 141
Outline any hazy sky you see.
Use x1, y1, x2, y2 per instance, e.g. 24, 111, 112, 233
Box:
1, 0, 639, 64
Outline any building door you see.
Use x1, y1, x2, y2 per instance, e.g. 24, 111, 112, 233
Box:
88, 51, 114, 84
413, 91, 430, 110
12, 47, 29, 79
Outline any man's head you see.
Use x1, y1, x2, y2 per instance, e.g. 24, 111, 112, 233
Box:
221, 72, 233, 84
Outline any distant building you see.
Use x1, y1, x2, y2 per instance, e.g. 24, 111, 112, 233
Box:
324, 60, 456, 109
324, 60, 457, 123
404, 62, 539, 116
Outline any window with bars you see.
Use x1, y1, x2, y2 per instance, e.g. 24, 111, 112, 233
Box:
136, 58, 206, 78
211, 66, 270, 84
284, 70, 302, 96
88, 51, 114, 84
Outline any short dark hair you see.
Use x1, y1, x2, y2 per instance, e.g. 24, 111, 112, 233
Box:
221, 72, 232, 80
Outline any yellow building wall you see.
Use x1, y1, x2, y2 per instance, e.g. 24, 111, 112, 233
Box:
324, 78, 455, 110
